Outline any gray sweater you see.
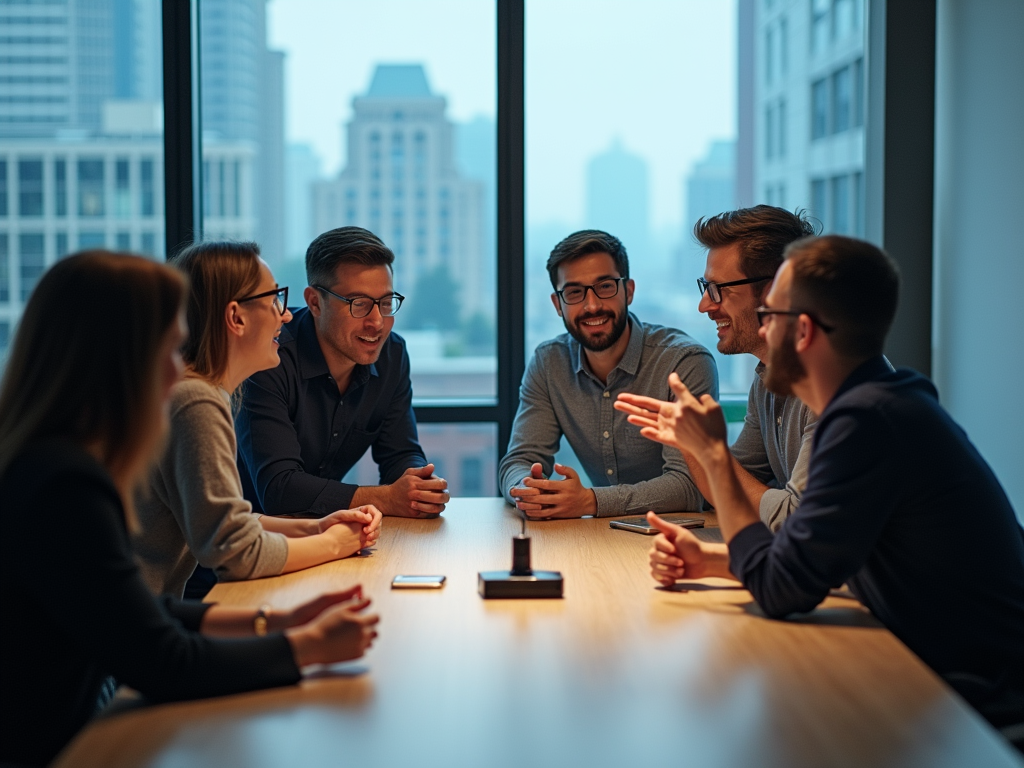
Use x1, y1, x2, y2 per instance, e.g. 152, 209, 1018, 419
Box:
133, 378, 289, 597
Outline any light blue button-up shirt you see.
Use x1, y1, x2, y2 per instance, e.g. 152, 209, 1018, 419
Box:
499, 314, 718, 516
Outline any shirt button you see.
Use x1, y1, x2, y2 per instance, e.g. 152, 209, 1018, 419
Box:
603, 391, 610, 398
332, 432, 338, 437
603, 431, 610, 439
606, 468, 613, 475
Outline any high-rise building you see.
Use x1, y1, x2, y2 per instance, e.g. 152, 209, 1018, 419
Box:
284, 143, 322, 261
312, 64, 486, 320
199, 0, 285, 263
584, 138, 650, 260
746, 0, 866, 233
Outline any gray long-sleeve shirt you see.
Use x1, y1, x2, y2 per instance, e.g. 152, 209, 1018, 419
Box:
133, 378, 289, 597
499, 314, 718, 516
729, 363, 817, 531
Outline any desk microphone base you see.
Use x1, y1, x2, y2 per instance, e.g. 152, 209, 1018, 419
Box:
478, 570, 564, 599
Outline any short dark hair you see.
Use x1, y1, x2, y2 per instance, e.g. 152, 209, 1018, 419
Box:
305, 226, 394, 288
694, 205, 816, 284
546, 229, 629, 289
784, 235, 900, 359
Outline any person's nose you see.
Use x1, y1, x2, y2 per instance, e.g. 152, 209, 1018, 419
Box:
698, 289, 718, 314
281, 307, 293, 324
582, 286, 602, 313
364, 303, 385, 328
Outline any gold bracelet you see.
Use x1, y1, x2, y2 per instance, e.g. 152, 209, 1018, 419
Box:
254, 604, 272, 637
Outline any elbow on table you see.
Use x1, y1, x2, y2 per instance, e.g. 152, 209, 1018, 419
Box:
754, 591, 824, 620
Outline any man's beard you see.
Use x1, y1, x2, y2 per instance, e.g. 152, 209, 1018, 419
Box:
764, 321, 807, 396
565, 309, 628, 352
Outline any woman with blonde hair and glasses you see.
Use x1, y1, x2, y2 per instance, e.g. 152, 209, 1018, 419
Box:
0, 251, 378, 767
133, 241, 381, 599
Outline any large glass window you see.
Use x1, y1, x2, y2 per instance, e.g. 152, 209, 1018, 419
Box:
200, 0, 498, 495
0, 1, 165, 353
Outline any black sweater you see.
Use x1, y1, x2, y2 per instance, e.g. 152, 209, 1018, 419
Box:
0, 439, 301, 766
729, 357, 1024, 705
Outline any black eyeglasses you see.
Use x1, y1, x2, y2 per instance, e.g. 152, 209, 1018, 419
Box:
237, 286, 289, 316
755, 306, 835, 333
554, 277, 626, 305
697, 276, 772, 303
313, 284, 405, 318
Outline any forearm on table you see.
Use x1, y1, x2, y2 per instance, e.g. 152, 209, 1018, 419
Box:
593, 472, 699, 516
701, 542, 737, 580
199, 604, 262, 637
280, 532, 356, 573
259, 515, 318, 537
260, 469, 357, 517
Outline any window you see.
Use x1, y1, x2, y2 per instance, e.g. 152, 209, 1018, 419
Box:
141, 159, 155, 217
830, 175, 849, 234
811, 0, 831, 53
18, 233, 44, 301
54, 158, 67, 216
853, 57, 865, 127
765, 26, 775, 85
811, 179, 827, 228
77, 159, 105, 217
116, 232, 130, 251
0, 161, 6, 216
115, 158, 131, 218
811, 78, 829, 139
833, 66, 851, 133
18, 159, 43, 217
79, 232, 105, 249
0, 233, 8, 302
778, 98, 787, 158
765, 103, 775, 160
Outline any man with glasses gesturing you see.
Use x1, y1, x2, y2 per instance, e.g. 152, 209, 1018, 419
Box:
236, 227, 449, 519
499, 230, 718, 519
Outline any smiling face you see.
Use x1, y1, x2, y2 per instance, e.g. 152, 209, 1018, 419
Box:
699, 243, 768, 359
308, 262, 395, 368
236, 260, 292, 377
550, 251, 634, 353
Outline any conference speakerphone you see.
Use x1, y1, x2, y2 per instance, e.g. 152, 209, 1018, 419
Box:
478, 519, 563, 599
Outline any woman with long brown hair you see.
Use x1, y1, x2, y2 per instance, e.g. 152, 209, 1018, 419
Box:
0, 251, 379, 767
133, 241, 381, 598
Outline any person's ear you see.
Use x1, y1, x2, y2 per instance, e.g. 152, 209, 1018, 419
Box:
624, 278, 635, 307
795, 315, 814, 353
550, 292, 563, 318
224, 301, 245, 338
304, 286, 321, 318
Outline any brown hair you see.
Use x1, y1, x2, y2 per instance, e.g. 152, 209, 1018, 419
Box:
694, 205, 816, 293
306, 226, 394, 289
546, 229, 629, 289
0, 250, 188, 526
170, 240, 262, 385
785, 235, 900, 359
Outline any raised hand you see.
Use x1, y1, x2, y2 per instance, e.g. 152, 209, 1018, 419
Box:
616, 372, 727, 459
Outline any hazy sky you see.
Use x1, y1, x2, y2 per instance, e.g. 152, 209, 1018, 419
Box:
268, 0, 736, 231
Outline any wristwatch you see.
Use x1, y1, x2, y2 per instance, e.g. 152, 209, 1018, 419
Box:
254, 604, 272, 636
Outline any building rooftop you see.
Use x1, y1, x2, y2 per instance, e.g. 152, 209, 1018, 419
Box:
366, 64, 433, 98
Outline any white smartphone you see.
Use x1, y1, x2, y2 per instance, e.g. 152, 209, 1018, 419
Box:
391, 574, 447, 589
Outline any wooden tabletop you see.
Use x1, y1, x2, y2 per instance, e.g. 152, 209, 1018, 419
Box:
56, 499, 1022, 768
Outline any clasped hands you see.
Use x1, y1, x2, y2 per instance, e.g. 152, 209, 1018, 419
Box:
509, 462, 597, 519
317, 504, 383, 551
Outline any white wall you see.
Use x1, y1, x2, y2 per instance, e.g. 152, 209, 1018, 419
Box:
934, 0, 1024, 522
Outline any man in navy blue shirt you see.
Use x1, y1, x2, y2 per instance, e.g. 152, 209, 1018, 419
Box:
237, 227, 449, 518
616, 235, 1024, 727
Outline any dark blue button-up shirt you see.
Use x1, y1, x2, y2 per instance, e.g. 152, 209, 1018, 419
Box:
236, 307, 427, 516
728, 356, 1024, 695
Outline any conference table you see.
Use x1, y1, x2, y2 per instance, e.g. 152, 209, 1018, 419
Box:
56, 499, 1021, 768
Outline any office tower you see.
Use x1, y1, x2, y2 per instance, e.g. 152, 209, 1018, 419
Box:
284, 143, 322, 261
686, 140, 737, 229
199, 0, 285, 263
584, 139, 650, 261
746, 0, 866, 234
312, 64, 486, 320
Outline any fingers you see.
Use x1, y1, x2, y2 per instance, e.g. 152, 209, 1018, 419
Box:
404, 463, 436, 479
553, 463, 578, 481
411, 501, 445, 516
667, 372, 695, 404
509, 486, 543, 499
614, 393, 666, 412
530, 463, 545, 479
516, 500, 547, 513
409, 477, 449, 491
645, 511, 682, 539
409, 489, 450, 505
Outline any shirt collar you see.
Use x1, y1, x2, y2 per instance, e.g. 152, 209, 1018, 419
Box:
570, 312, 644, 378
830, 354, 896, 403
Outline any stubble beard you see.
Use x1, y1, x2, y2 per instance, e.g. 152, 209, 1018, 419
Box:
763, 321, 808, 397
565, 309, 628, 352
